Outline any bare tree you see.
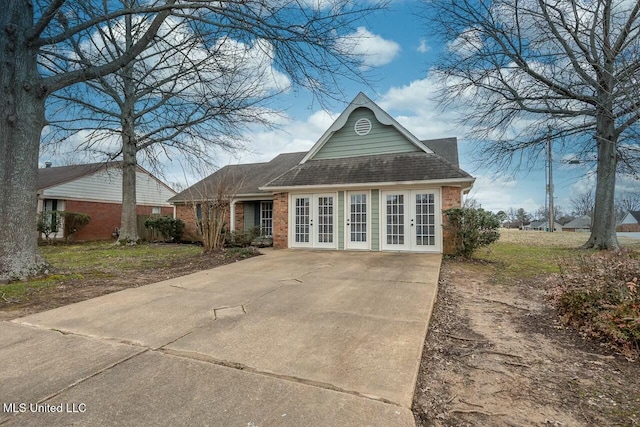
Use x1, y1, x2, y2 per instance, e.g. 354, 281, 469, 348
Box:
185, 168, 244, 252
571, 189, 595, 218
46, 9, 280, 243
424, 0, 640, 250
615, 190, 640, 221
0, 0, 382, 280
516, 208, 530, 229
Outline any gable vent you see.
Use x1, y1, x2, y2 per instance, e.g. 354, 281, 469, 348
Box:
354, 118, 372, 136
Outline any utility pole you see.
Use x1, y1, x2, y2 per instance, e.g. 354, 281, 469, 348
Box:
547, 129, 555, 232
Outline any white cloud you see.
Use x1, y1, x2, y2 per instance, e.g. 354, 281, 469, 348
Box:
466, 174, 542, 213
417, 38, 430, 53
379, 76, 469, 139
337, 27, 401, 68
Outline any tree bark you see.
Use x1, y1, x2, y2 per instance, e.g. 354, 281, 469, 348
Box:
117, 12, 139, 245
117, 61, 139, 243
0, 0, 47, 280
584, 114, 619, 249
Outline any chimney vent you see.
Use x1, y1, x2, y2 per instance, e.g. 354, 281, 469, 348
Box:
45, 161, 52, 168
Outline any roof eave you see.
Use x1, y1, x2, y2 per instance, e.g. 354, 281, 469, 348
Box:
259, 177, 475, 192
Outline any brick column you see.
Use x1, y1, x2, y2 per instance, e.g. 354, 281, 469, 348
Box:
441, 186, 462, 255
233, 202, 244, 231
273, 192, 289, 249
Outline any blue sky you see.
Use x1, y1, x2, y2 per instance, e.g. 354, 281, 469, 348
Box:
210, 1, 601, 216
41, 0, 635, 215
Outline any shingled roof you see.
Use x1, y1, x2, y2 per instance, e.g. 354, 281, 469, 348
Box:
626, 211, 640, 223
169, 152, 306, 202
262, 152, 473, 189
422, 138, 459, 167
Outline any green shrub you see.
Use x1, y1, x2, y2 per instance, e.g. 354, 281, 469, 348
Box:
144, 216, 185, 242
62, 211, 91, 242
37, 210, 91, 243
224, 226, 261, 248
37, 210, 62, 244
554, 250, 640, 357
444, 207, 501, 257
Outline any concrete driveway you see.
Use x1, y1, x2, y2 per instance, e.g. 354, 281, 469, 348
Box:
2, 250, 441, 426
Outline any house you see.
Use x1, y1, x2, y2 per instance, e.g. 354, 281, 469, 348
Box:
618, 211, 640, 232
37, 162, 176, 241
563, 215, 592, 232
170, 93, 475, 254
529, 220, 563, 231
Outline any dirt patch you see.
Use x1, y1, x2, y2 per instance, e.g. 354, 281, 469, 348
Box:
413, 258, 640, 426
0, 248, 259, 321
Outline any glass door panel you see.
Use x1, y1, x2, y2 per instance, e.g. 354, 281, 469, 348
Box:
347, 192, 368, 249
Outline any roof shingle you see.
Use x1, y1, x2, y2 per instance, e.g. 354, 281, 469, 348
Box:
169, 152, 306, 202
262, 152, 473, 189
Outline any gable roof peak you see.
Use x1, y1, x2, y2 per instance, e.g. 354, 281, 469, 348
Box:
301, 93, 433, 163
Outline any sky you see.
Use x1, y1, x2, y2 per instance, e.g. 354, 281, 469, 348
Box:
206, 0, 607, 216
39, 0, 639, 216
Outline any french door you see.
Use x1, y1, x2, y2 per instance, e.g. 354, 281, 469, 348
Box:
292, 194, 336, 248
381, 190, 440, 252
346, 191, 369, 249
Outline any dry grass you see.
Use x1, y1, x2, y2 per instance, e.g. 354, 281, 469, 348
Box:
498, 228, 590, 247
474, 229, 640, 280
499, 228, 640, 247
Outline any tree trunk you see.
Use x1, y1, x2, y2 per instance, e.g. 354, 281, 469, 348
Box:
583, 115, 619, 250
0, 1, 47, 280
117, 13, 139, 245
118, 121, 139, 244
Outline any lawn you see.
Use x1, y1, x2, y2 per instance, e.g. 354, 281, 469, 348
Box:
474, 228, 640, 280
0, 242, 257, 319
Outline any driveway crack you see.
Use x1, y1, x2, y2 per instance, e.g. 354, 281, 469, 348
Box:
157, 348, 405, 408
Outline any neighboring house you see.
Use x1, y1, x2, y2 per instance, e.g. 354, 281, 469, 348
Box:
171, 93, 475, 254
37, 162, 176, 240
563, 215, 592, 232
529, 220, 563, 231
618, 211, 640, 232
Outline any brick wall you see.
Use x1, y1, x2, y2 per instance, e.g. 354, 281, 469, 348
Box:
175, 202, 235, 242
175, 204, 199, 241
273, 192, 288, 249
618, 223, 640, 232
234, 202, 244, 232
441, 186, 462, 255
64, 200, 172, 241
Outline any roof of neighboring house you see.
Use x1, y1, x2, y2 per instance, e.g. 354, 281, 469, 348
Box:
37, 162, 119, 190
169, 152, 307, 203
38, 161, 176, 197
563, 215, 592, 229
262, 151, 473, 189
529, 221, 545, 229
627, 211, 640, 223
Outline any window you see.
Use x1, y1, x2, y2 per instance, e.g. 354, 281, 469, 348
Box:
260, 201, 273, 237
43, 199, 59, 233
152, 206, 162, 215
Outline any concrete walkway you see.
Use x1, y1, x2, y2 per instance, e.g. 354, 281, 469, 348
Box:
2, 250, 441, 426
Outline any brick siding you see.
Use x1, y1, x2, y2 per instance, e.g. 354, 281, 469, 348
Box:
618, 223, 640, 232
64, 200, 172, 241
234, 202, 244, 232
175, 202, 235, 242
273, 192, 289, 249
441, 186, 462, 255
